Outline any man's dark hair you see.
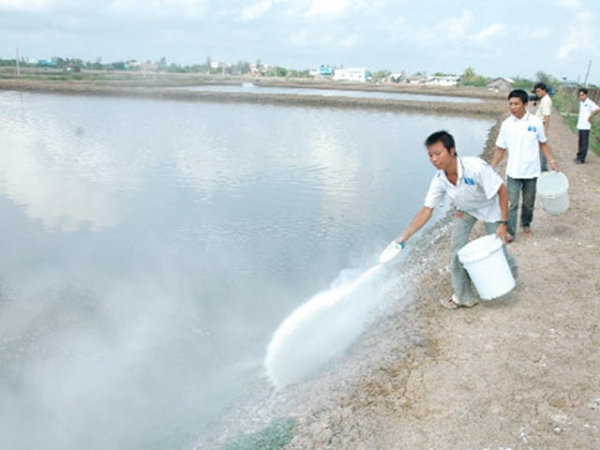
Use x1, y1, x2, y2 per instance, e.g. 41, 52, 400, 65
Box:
533, 82, 547, 91
579, 87, 589, 95
425, 130, 456, 155
508, 89, 529, 103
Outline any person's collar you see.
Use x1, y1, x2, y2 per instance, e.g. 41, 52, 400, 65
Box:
511, 110, 530, 121
441, 157, 461, 182
456, 156, 463, 179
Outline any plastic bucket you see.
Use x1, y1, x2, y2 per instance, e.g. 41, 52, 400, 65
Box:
537, 172, 569, 216
458, 235, 515, 300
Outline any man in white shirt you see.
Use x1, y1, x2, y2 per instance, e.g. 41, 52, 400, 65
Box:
534, 82, 553, 171
490, 89, 558, 242
575, 88, 600, 164
391, 130, 517, 309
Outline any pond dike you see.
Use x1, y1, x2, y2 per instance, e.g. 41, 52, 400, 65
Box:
0, 78, 506, 118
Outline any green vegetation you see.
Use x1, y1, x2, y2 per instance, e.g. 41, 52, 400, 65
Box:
371, 69, 391, 82
217, 418, 296, 450
0, 56, 313, 78
263, 66, 310, 78
512, 71, 558, 91
459, 67, 487, 87
1, 56, 598, 92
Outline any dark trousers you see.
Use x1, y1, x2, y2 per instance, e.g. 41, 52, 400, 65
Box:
577, 129, 590, 162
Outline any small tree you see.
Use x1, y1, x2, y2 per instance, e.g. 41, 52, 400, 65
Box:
372, 69, 391, 81
535, 71, 553, 85
266, 66, 288, 77
236, 61, 251, 75
459, 66, 487, 87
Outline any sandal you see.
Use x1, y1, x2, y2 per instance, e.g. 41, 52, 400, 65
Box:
439, 296, 460, 309
439, 294, 479, 310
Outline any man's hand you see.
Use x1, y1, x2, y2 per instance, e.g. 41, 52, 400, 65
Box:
496, 223, 510, 243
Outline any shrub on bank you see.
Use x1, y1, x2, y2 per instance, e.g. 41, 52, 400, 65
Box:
217, 418, 296, 450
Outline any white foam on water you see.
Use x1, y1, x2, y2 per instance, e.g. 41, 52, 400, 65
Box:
264, 264, 390, 389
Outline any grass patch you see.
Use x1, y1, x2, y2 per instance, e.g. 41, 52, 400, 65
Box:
217, 418, 296, 450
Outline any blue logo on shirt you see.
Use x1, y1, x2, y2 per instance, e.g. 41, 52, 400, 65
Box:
527, 125, 537, 132
463, 177, 475, 185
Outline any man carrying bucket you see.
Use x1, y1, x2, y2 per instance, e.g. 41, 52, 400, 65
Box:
388, 130, 518, 309
490, 89, 558, 242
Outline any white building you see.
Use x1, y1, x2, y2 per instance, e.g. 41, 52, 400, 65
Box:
487, 77, 514, 92
333, 67, 371, 82
425, 75, 460, 86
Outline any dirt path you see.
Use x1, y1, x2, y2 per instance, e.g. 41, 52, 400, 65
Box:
272, 105, 600, 450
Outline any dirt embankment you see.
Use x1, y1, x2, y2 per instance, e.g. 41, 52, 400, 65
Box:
0, 75, 506, 118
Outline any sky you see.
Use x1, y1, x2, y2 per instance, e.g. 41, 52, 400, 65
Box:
1, 0, 600, 85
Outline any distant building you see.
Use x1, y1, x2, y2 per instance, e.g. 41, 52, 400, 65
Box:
406, 74, 428, 84
560, 78, 579, 88
38, 59, 57, 68
210, 61, 232, 70
309, 65, 334, 78
332, 67, 371, 82
425, 75, 460, 86
65, 64, 81, 73
389, 71, 407, 83
487, 77, 514, 92
127, 61, 158, 72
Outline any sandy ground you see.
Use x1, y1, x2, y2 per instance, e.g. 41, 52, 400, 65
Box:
198, 98, 600, 450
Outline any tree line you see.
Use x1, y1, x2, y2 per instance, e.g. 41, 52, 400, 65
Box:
0, 57, 594, 90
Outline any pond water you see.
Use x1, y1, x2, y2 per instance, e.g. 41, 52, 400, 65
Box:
0, 90, 493, 450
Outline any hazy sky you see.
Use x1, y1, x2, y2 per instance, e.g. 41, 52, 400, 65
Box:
1, 0, 599, 84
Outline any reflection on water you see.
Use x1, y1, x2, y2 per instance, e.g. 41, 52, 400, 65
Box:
0, 90, 493, 449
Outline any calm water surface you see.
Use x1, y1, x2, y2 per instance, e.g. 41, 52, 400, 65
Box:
0, 90, 493, 449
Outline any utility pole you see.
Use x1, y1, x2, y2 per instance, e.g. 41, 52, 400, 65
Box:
583, 60, 592, 87
16, 47, 20, 76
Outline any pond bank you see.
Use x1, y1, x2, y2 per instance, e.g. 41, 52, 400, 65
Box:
0, 77, 506, 118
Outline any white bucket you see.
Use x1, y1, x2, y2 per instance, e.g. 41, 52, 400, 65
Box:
458, 235, 515, 300
537, 172, 569, 216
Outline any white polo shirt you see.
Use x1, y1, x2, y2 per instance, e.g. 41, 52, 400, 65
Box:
577, 98, 600, 130
495, 111, 546, 179
424, 156, 503, 222
536, 94, 552, 121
